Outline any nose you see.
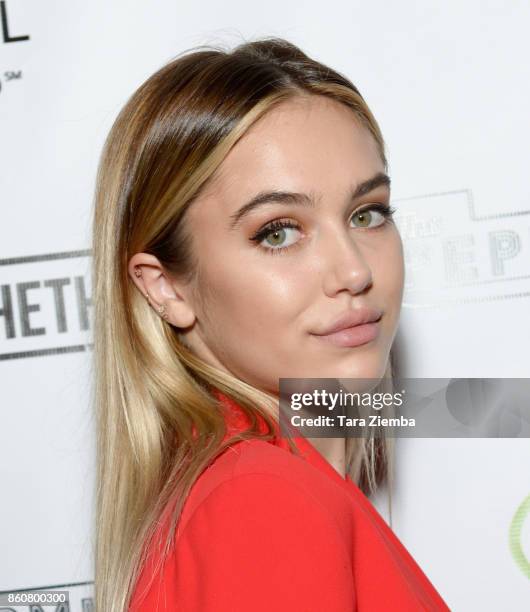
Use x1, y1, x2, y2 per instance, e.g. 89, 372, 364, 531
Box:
321, 230, 373, 297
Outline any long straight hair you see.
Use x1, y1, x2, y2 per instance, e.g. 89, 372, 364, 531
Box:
91, 36, 395, 611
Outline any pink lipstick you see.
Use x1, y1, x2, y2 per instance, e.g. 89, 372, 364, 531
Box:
311, 307, 382, 348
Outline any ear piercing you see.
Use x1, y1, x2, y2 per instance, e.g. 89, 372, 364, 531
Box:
135, 269, 148, 300
145, 295, 169, 321
157, 303, 169, 320
133, 267, 167, 320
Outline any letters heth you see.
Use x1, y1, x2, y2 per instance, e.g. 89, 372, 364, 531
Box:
0, 277, 91, 340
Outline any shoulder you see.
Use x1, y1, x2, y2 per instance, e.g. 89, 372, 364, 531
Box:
169, 440, 356, 610
131, 439, 357, 611
177, 439, 351, 561
177, 438, 351, 540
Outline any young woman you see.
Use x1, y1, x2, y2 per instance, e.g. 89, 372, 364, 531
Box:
91, 37, 450, 611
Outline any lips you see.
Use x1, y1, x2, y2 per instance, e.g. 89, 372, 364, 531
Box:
312, 306, 383, 336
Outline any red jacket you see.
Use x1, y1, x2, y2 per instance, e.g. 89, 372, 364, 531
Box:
129, 390, 450, 611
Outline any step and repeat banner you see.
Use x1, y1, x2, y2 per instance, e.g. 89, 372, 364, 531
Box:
1, 1, 529, 610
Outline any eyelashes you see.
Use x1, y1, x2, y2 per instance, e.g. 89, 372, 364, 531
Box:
249, 203, 397, 255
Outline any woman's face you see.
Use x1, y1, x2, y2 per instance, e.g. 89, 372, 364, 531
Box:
152, 95, 403, 395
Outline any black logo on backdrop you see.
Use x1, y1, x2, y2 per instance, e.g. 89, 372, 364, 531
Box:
0, 250, 93, 361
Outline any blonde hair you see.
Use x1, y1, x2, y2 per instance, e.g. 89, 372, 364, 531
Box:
91, 36, 395, 611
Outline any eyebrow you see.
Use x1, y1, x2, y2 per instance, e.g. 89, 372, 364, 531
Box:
228, 171, 391, 230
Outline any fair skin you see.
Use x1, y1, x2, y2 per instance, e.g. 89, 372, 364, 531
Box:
128, 94, 405, 478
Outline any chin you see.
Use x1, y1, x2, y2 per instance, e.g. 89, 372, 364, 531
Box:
330, 351, 387, 381
286, 343, 388, 381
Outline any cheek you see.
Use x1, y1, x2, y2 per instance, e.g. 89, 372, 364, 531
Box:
199, 255, 307, 333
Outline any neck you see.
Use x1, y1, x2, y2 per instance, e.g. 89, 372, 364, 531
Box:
305, 436, 346, 479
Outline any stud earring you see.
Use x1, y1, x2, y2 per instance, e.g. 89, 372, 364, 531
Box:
134, 267, 142, 277
157, 304, 169, 320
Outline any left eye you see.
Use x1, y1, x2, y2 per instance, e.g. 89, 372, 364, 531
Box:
351, 207, 387, 228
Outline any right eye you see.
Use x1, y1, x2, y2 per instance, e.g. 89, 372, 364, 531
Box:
250, 220, 303, 254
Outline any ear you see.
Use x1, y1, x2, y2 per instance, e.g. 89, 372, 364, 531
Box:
127, 252, 195, 328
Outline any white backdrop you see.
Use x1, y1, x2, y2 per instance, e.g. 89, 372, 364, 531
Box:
1, 1, 529, 610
